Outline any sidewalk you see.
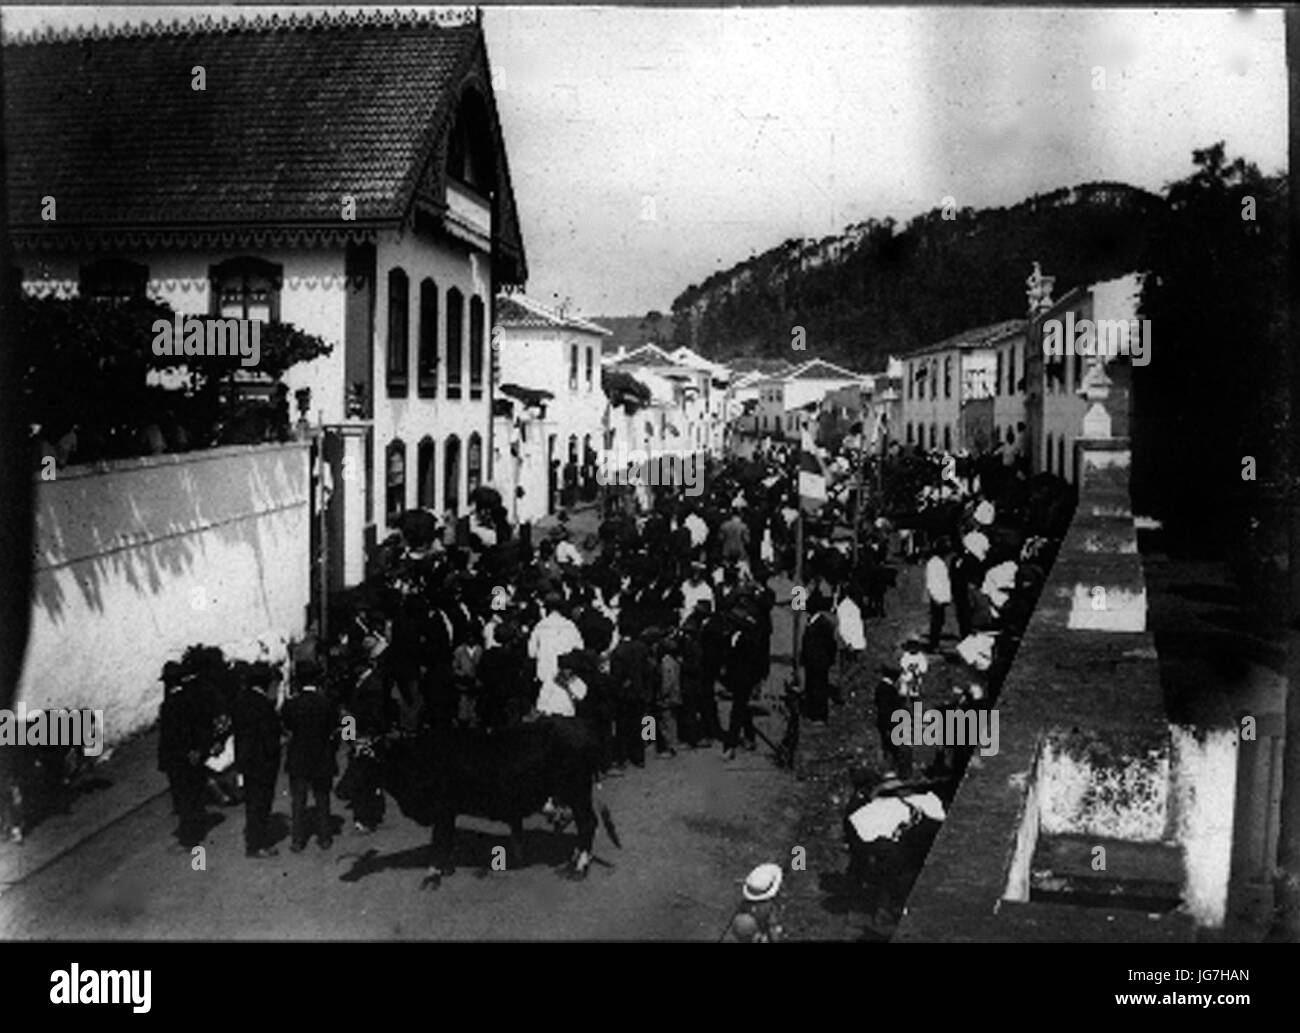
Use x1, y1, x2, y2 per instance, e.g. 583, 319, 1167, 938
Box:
0, 726, 169, 893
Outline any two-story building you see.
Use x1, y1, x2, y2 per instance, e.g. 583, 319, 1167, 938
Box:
755, 359, 871, 442
900, 320, 1026, 454
1023, 267, 1146, 485
5, 9, 528, 588
492, 294, 610, 522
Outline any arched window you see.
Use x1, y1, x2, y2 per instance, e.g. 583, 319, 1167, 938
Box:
385, 439, 407, 525
468, 432, 483, 494
446, 287, 464, 400
1059, 435, 1067, 481
417, 437, 436, 510
943, 425, 951, 451
1045, 433, 1055, 474
943, 356, 952, 399
569, 344, 579, 391
418, 278, 439, 397
386, 268, 409, 395
444, 435, 462, 516
929, 423, 937, 449
80, 258, 148, 301
586, 347, 595, 389
469, 295, 485, 400
210, 256, 281, 322
906, 422, 913, 445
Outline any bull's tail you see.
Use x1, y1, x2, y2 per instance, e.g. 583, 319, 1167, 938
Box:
598, 799, 621, 849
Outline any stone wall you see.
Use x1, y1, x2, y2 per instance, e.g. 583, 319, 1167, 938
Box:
895, 421, 1236, 940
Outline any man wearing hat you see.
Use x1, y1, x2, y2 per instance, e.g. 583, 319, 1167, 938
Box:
281, 660, 339, 852
721, 602, 764, 760
723, 863, 784, 942
157, 661, 211, 848
800, 592, 838, 724
608, 617, 653, 768
231, 663, 283, 858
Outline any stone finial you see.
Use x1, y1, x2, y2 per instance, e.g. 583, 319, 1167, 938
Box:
1026, 261, 1056, 316
1079, 358, 1113, 438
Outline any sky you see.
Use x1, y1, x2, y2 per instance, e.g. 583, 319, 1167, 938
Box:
2, 5, 1288, 318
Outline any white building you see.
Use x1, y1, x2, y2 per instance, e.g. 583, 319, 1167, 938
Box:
492, 294, 610, 523
899, 320, 1027, 454
5, 10, 530, 589
754, 359, 871, 441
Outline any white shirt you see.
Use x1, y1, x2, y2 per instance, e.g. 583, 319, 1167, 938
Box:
684, 513, 709, 547
555, 539, 583, 566
680, 580, 715, 623
925, 556, 952, 604
537, 674, 587, 718
528, 611, 584, 696
836, 596, 866, 650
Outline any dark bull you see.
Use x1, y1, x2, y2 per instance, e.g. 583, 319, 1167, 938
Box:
338, 718, 620, 887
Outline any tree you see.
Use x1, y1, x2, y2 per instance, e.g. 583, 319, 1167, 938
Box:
17, 293, 332, 463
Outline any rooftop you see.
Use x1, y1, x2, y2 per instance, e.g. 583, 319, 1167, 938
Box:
496, 294, 610, 336
4, 8, 526, 280
905, 319, 1027, 360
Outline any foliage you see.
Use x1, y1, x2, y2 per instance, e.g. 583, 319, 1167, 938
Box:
601, 367, 652, 414
1133, 142, 1287, 556
669, 181, 1164, 367
17, 292, 332, 465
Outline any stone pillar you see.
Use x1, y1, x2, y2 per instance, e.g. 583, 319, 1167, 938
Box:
323, 422, 371, 590
1066, 354, 1147, 632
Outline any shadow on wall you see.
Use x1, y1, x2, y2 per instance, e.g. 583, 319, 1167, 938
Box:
24, 443, 312, 743
32, 443, 307, 625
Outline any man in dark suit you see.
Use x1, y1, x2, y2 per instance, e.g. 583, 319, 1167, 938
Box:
722, 604, 764, 759
231, 663, 283, 858
800, 593, 838, 723
157, 662, 211, 848
281, 661, 339, 851
608, 618, 652, 769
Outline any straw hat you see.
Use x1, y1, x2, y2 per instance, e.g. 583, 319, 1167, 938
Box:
742, 863, 783, 902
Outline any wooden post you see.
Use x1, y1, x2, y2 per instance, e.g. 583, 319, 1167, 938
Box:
793, 506, 805, 687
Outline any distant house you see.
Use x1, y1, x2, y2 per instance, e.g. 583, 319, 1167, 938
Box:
4, 9, 528, 587
755, 359, 870, 442
493, 294, 610, 522
1024, 271, 1146, 486
900, 320, 1026, 455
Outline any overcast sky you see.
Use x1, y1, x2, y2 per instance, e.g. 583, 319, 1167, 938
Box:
3, 6, 1287, 317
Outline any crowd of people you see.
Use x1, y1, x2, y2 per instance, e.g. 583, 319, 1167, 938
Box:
7, 427, 1074, 936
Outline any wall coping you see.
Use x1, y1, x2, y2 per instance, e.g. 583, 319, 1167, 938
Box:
35, 440, 311, 484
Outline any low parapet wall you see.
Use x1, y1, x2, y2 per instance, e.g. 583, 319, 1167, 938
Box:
894, 437, 1236, 941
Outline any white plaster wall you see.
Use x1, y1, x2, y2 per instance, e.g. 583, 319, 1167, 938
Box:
21, 443, 311, 746
373, 229, 493, 526
1171, 725, 1237, 928
498, 326, 606, 481
900, 352, 961, 447
1038, 738, 1170, 842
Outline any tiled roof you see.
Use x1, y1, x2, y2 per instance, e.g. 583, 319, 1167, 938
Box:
788, 358, 867, 381
613, 343, 681, 368
4, 9, 525, 279
907, 318, 1027, 359
496, 294, 610, 336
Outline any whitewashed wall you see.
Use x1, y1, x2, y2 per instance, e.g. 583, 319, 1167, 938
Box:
21, 443, 312, 747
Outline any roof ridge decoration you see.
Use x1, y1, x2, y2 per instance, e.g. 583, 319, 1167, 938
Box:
5, 6, 479, 47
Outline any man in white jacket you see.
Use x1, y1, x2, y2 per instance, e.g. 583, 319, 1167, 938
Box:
924, 545, 953, 652
528, 594, 584, 716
